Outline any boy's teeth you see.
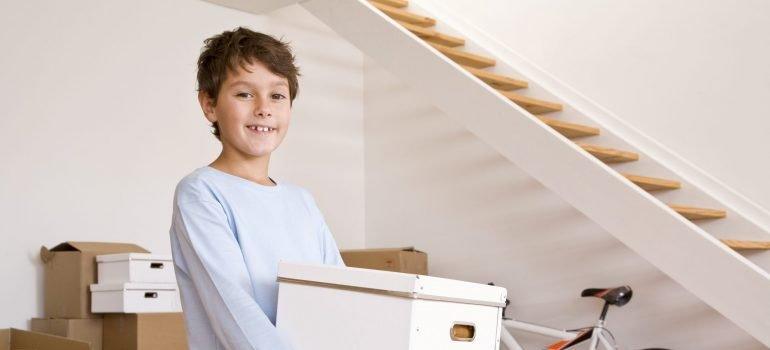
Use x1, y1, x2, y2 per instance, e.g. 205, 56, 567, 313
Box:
248, 126, 274, 132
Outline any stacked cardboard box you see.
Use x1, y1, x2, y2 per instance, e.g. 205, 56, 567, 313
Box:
33, 241, 188, 350
0, 328, 90, 349
39, 242, 149, 319
340, 247, 428, 274
29, 318, 102, 350
102, 313, 187, 350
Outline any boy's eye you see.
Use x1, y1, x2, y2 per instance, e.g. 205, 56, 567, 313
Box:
236, 92, 253, 98
272, 93, 286, 100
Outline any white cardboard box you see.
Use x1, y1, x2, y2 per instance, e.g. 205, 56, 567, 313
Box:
89, 283, 181, 313
276, 262, 507, 350
96, 253, 175, 284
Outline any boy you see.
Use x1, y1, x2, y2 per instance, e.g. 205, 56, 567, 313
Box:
169, 27, 344, 350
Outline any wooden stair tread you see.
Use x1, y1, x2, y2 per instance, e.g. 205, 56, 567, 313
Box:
537, 116, 599, 138
369, 0, 408, 8
371, 2, 436, 27
669, 204, 727, 220
462, 65, 528, 90
720, 239, 770, 250
396, 21, 465, 47
622, 173, 681, 191
498, 91, 563, 114
429, 42, 496, 68
576, 143, 639, 163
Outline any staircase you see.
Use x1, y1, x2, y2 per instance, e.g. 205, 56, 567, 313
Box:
205, 0, 770, 345
362, 0, 756, 242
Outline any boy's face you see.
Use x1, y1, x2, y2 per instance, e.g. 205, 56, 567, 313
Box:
199, 60, 292, 161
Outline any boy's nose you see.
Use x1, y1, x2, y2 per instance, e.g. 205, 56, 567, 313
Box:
254, 104, 272, 118
253, 95, 274, 117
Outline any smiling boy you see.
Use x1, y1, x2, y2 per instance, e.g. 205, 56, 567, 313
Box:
169, 27, 344, 349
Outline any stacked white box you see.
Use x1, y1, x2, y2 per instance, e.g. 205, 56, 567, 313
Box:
96, 253, 175, 284
90, 253, 181, 313
276, 262, 507, 350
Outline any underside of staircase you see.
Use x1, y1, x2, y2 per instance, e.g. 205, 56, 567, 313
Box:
377, 0, 770, 248
207, 0, 770, 345
365, 0, 753, 240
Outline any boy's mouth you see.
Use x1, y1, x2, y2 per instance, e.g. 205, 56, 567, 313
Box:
245, 124, 277, 134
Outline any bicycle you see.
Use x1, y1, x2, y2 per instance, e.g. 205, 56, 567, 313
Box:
489, 284, 670, 350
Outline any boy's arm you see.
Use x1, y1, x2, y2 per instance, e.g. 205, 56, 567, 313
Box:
303, 188, 345, 266
172, 199, 293, 350
320, 220, 345, 266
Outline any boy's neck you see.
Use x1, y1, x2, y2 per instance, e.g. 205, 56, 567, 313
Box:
209, 149, 276, 186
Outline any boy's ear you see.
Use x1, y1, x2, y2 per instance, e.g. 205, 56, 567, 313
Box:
198, 90, 217, 123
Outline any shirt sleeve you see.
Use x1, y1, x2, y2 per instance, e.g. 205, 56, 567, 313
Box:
171, 198, 294, 350
301, 188, 346, 267
320, 219, 345, 266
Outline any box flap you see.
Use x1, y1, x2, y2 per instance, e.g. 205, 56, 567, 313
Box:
50, 242, 149, 254
399, 247, 424, 253
90, 282, 178, 292
41, 242, 149, 263
277, 262, 505, 307
96, 253, 172, 263
5, 328, 89, 350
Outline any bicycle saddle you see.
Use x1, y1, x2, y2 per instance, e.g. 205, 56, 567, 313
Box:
581, 286, 633, 307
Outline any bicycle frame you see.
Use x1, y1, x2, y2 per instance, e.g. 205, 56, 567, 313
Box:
500, 318, 615, 350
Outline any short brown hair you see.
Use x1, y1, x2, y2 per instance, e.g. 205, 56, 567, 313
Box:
197, 27, 300, 140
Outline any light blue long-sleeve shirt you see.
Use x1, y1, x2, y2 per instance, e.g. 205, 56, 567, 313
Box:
169, 166, 344, 350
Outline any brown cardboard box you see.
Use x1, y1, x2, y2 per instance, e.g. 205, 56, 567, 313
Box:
40, 242, 149, 318
341, 247, 428, 274
31, 318, 102, 350
0, 328, 90, 350
102, 313, 188, 350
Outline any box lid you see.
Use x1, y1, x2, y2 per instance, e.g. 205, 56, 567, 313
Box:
96, 253, 172, 263
90, 282, 178, 292
0, 328, 89, 350
41, 241, 149, 263
277, 262, 506, 307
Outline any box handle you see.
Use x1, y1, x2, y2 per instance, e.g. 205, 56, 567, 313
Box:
144, 292, 158, 299
150, 262, 165, 269
450, 322, 475, 342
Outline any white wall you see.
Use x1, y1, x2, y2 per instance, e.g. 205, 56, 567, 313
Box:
422, 0, 770, 212
363, 59, 764, 349
0, 0, 365, 328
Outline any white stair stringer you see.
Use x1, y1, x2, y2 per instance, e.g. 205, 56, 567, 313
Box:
202, 0, 770, 345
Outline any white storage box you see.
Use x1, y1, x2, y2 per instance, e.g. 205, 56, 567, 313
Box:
90, 283, 181, 313
96, 253, 175, 284
276, 262, 507, 350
